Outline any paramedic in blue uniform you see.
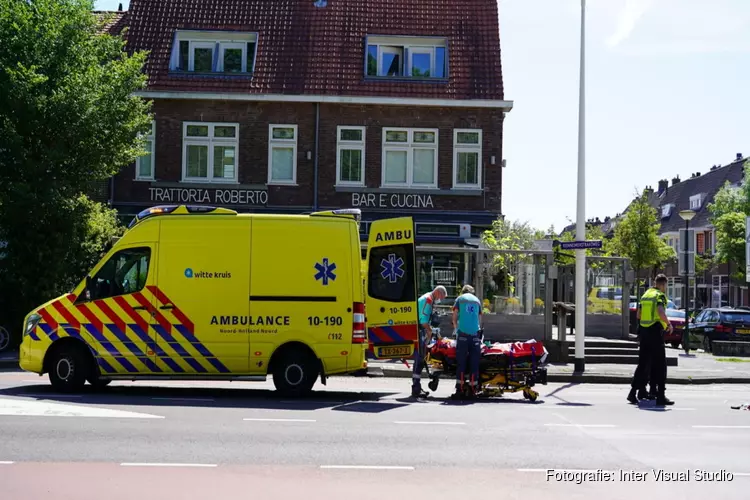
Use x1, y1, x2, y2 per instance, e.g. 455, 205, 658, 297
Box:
412, 285, 447, 398
452, 285, 483, 396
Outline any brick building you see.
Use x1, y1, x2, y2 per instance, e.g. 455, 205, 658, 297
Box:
108, 0, 513, 298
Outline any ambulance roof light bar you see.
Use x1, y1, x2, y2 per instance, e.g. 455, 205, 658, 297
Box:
310, 208, 361, 222
128, 205, 238, 229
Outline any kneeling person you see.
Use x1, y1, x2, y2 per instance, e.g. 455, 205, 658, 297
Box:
453, 285, 483, 396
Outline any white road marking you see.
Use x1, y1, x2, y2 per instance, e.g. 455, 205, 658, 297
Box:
394, 421, 465, 426
693, 425, 750, 429
151, 397, 215, 402
120, 463, 217, 468
0, 397, 164, 419
320, 465, 414, 470
544, 424, 616, 428
0, 461, 14, 465
243, 418, 316, 423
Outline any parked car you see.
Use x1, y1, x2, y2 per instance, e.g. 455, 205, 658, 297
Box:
663, 308, 686, 348
688, 308, 750, 353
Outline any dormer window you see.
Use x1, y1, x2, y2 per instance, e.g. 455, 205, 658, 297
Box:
365, 36, 447, 79
690, 194, 705, 210
170, 31, 257, 74
661, 204, 674, 219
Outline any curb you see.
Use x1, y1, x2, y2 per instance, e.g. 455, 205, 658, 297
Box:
372, 366, 750, 385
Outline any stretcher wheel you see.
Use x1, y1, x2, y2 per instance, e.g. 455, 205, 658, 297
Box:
428, 379, 439, 392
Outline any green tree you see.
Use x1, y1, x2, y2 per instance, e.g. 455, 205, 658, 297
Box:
709, 161, 750, 282
0, 0, 151, 330
609, 192, 675, 295
482, 219, 543, 296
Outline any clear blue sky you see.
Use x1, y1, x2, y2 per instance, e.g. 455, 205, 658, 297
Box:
96, 0, 750, 232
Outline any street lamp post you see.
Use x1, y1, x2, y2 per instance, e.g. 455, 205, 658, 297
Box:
679, 209, 696, 355
574, 0, 587, 373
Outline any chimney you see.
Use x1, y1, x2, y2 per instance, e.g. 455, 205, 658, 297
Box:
738, 153, 744, 162
658, 179, 668, 195
118, 2, 123, 11
672, 176, 680, 186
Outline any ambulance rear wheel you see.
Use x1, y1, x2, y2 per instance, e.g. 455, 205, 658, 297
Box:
272, 350, 318, 397
48, 346, 88, 393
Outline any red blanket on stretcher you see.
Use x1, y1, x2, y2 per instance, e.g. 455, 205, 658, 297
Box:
429, 338, 547, 362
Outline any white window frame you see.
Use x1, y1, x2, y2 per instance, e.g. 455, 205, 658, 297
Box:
181, 122, 239, 184
381, 127, 439, 189
188, 41, 216, 72
408, 47, 435, 77
170, 31, 258, 73
452, 129, 482, 189
268, 124, 298, 185
378, 46, 404, 77
366, 36, 447, 79
218, 42, 247, 73
135, 120, 155, 181
690, 194, 703, 210
336, 126, 366, 187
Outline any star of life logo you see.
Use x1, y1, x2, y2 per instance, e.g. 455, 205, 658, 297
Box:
314, 258, 337, 285
380, 253, 405, 284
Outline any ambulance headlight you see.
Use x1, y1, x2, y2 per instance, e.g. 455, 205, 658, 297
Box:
24, 313, 41, 337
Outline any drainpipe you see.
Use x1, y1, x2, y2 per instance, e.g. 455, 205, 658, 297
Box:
313, 103, 320, 211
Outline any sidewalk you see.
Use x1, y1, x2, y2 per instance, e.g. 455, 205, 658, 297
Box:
367, 349, 750, 385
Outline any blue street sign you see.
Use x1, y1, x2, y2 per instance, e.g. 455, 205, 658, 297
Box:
560, 240, 603, 250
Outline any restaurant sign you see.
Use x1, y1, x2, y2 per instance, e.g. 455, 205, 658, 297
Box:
351, 193, 434, 209
149, 187, 268, 206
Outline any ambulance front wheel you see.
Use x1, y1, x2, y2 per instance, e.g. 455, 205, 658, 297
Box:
48, 345, 88, 393
272, 348, 318, 397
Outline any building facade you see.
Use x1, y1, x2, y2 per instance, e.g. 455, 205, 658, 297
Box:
643, 153, 747, 308
105, 0, 512, 299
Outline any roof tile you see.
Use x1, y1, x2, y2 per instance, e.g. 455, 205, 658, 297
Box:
124, 0, 505, 100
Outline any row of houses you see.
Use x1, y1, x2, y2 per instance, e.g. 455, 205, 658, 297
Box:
92, 0, 512, 300
577, 153, 748, 309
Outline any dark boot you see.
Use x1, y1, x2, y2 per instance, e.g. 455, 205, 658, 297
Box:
655, 395, 674, 406
637, 388, 650, 400
627, 388, 638, 405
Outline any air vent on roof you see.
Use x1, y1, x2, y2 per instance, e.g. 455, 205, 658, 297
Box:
738, 153, 744, 162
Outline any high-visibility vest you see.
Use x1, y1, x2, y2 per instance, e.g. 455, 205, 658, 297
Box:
639, 287, 668, 329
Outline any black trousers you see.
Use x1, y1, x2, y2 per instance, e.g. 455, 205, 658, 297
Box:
631, 324, 666, 394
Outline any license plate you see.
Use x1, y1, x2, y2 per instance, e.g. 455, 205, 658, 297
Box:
377, 345, 412, 358
737, 329, 750, 334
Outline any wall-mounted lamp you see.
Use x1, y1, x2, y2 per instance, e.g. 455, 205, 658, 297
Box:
490, 156, 496, 165
306, 151, 312, 160
502, 159, 507, 168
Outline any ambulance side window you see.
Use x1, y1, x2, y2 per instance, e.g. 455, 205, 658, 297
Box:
368, 244, 415, 302
89, 247, 151, 301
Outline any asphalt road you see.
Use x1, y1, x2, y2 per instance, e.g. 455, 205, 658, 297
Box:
1, 370, 749, 499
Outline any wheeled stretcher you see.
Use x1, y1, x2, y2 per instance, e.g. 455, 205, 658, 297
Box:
425, 336, 548, 401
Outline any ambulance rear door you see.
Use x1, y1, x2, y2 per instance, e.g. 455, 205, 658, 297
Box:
365, 218, 419, 359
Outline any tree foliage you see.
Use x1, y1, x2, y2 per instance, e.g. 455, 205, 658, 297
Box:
481, 219, 545, 296
609, 192, 675, 277
0, 0, 151, 329
709, 162, 750, 282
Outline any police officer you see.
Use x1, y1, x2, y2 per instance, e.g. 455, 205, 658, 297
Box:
628, 274, 674, 406
452, 285, 483, 398
412, 285, 447, 398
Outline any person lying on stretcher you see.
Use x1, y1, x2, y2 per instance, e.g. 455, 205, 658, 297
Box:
452, 285, 483, 398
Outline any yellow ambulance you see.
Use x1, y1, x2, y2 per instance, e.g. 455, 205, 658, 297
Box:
19, 205, 418, 396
